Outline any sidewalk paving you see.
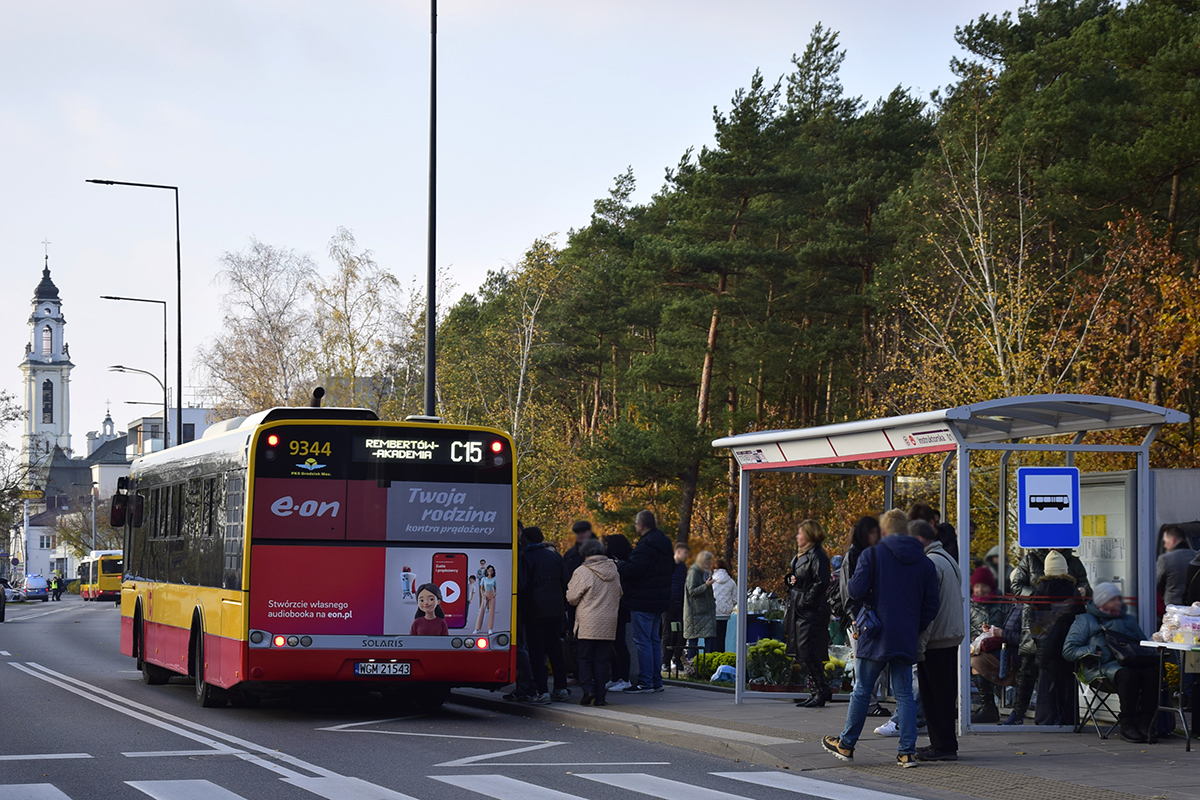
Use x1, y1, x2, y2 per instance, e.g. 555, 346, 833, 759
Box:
454, 681, 1197, 800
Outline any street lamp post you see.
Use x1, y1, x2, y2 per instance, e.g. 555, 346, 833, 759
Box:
86, 179, 182, 448
110, 366, 168, 453
101, 295, 168, 448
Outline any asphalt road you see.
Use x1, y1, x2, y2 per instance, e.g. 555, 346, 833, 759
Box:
0, 597, 900, 800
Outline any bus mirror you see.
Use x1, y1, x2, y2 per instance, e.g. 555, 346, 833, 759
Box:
130, 494, 145, 528
110, 495, 128, 528
117, 476, 129, 491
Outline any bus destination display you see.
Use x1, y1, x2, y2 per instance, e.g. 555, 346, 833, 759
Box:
352, 435, 503, 465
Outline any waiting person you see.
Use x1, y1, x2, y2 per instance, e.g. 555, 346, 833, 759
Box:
1002, 551, 1083, 725
567, 538, 622, 706
969, 566, 1009, 723
562, 520, 598, 683
661, 541, 690, 672
711, 558, 737, 651
838, 516, 880, 628
1012, 548, 1090, 598
985, 546, 1012, 595
934, 522, 959, 562
786, 519, 833, 707
911, 520, 964, 761
520, 526, 569, 704
822, 509, 940, 768
1157, 525, 1193, 607
1063, 582, 1159, 743
618, 510, 674, 694
683, 550, 718, 658
505, 525, 537, 703
604, 533, 635, 691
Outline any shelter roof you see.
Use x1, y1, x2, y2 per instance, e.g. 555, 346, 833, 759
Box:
711, 394, 1188, 470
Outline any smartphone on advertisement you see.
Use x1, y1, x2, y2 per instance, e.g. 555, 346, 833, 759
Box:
432, 553, 468, 628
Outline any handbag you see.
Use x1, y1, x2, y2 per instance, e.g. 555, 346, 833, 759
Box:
851, 550, 880, 641
1103, 628, 1158, 669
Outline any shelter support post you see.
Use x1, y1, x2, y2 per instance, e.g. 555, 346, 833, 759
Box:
956, 443, 972, 735
998, 450, 1012, 595
735, 466, 750, 704
884, 458, 900, 510
1136, 425, 1161, 636
939, 453, 954, 522
1065, 431, 1086, 467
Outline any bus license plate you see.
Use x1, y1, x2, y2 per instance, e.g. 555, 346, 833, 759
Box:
354, 662, 411, 677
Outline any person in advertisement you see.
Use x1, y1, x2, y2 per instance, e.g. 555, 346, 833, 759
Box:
474, 565, 499, 634
411, 583, 450, 636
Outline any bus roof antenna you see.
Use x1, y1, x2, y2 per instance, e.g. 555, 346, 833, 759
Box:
308, 387, 325, 408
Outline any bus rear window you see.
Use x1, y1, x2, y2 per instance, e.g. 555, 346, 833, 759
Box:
102, 559, 124, 575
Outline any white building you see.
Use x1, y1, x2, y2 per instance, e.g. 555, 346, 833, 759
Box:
19, 258, 72, 469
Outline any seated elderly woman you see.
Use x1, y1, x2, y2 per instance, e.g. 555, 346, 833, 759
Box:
1062, 582, 1159, 743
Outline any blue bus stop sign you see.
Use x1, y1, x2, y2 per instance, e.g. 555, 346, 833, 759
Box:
1017, 467, 1081, 548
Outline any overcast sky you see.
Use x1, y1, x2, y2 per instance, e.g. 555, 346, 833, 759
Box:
0, 0, 1020, 450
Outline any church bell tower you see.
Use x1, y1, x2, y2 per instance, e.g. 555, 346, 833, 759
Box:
20, 256, 73, 469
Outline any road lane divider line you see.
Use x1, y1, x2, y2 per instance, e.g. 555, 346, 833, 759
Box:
714, 770, 921, 800
433, 774, 587, 800
23, 662, 335, 779
6, 605, 88, 622
123, 750, 250, 759
317, 716, 421, 731
0, 753, 92, 761
127, 779, 250, 800
320, 720, 556, 745
0, 784, 73, 799
434, 742, 564, 767
16, 662, 426, 799
578, 773, 752, 800
10, 663, 242, 758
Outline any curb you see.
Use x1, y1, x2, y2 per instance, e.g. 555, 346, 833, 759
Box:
450, 689, 801, 769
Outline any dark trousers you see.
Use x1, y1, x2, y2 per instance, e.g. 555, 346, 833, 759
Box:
526, 618, 567, 695
917, 646, 959, 753
612, 614, 630, 681
716, 619, 729, 651
1114, 666, 1158, 727
513, 620, 536, 697
577, 639, 613, 701
661, 601, 685, 667
686, 637, 720, 658
1034, 662, 1076, 726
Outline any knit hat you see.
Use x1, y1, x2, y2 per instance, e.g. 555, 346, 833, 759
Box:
1043, 550, 1068, 577
970, 566, 996, 591
1093, 582, 1121, 607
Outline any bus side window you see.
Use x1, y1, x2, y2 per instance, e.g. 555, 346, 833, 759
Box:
223, 472, 244, 591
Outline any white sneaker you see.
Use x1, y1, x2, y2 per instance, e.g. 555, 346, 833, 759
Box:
874, 720, 900, 737
606, 679, 631, 691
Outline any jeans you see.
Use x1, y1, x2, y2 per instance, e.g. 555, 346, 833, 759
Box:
889, 664, 925, 727
842, 657, 917, 754
630, 610, 663, 689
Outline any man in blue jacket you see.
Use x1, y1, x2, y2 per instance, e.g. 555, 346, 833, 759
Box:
823, 508, 940, 768
618, 510, 675, 693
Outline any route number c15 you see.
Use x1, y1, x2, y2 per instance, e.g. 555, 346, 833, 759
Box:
450, 441, 482, 463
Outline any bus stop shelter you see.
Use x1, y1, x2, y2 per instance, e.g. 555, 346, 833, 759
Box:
712, 394, 1188, 733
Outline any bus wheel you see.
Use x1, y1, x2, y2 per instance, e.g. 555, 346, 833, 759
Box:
192, 631, 227, 708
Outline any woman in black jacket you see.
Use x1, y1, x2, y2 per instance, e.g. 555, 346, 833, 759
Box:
785, 519, 832, 707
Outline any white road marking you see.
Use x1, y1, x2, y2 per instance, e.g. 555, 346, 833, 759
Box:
124, 750, 249, 758
0, 785, 73, 799
578, 773, 752, 800
435, 742, 564, 767
6, 605, 83, 622
715, 771, 921, 800
9, 662, 424, 799
283, 776, 420, 800
320, 719, 549, 743
128, 779, 249, 800
0, 651, 11, 656
0, 753, 91, 761
433, 774, 587, 800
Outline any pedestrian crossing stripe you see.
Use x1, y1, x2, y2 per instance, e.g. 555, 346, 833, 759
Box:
3, 771, 913, 800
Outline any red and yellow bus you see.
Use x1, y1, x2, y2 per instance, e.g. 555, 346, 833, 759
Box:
114, 406, 517, 707
78, 550, 123, 600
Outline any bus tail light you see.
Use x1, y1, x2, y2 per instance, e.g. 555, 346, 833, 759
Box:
476, 638, 489, 650
273, 635, 286, 647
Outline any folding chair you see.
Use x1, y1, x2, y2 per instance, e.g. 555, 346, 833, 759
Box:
1075, 660, 1120, 739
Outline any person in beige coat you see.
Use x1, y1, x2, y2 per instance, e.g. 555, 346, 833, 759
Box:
567, 538, 623, 706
